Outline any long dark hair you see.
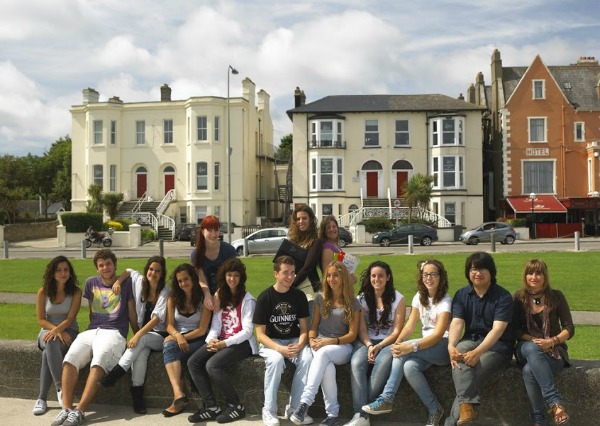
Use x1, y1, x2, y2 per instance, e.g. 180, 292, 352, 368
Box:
358, 261, 396, 328
170, 263, 203, 312
516, 259, 558, 310
192, 215, 220, 270
217, 258, 247, 309
288, 204, 318, 249
43, 256, 78, 302
141, 256, 167, 303
416, 259, 449, 307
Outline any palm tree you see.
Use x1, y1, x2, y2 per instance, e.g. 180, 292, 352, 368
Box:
402, 173, 433, 223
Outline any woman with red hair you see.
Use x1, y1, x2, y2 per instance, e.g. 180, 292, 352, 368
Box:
191, 216, 237, 310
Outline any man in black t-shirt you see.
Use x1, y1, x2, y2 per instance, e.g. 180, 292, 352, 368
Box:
254, 256, 313, 426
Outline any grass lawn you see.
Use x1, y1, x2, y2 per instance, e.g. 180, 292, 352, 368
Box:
1, 251, 598, 359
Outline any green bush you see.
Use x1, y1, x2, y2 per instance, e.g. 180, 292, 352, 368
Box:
61, 213, 103, 232
141, 228, 155, 242
105, 221, 124, 231
508, 218, 526, 227
360, 217, 394, 233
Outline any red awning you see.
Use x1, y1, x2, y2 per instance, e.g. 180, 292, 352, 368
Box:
505, 195, 567, 214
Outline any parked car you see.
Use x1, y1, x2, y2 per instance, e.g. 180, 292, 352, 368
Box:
175, 223, 196, 241
232, 228, 288, 256
338, 227, 353, 248
459, 222, 516, 245
372, 223, 438, 247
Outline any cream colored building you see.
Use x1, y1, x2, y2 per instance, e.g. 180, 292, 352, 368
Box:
70, 79, 277, 230
287, 91, 485, 229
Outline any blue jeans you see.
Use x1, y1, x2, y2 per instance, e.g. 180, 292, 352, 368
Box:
516, 341, 565, 425
162, 337, 206, 365
444, 339, 509, 426
380, 338, 449, 415
259, 339, 313, 415
350, 340, 393, 413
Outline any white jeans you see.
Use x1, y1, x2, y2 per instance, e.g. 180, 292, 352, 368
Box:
117, 331, 164, 386
63, 328, 125, 373
259, 339, 313, 415
300, 343, 352, 417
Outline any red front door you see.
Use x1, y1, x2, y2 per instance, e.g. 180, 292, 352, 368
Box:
396, 171, 408, 197
136, 173, 147, 198
366, 172, 378, 197
164, 174, 175, 194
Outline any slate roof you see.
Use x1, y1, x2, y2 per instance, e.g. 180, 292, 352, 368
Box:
287, 94, 485, 117
502, 64, 600, 110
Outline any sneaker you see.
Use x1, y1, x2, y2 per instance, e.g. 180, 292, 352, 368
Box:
32, 399, 47, 415
286, 404, 314, 425
262, 408, 280, 426
51, 409, 71, 426
63, 409, 86, 426
426, 406, 444, 426
343, 413, 369, 426
216, 404, 246, 424
188, 406, 222, 422
320, 416, 339, 426
362, 397, 393, 415
290, 403, 309, 425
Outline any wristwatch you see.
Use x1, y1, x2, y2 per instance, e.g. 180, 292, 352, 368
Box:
412, 341, 420, 352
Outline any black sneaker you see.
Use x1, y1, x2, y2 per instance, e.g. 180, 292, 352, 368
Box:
426, 406, 444, 426
188, 406, 222, 423
320, 416, 339, 426
216, 404, 246, 423
290, 403, 309, 425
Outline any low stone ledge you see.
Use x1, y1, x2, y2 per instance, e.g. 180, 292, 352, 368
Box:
1, 340, 598, 425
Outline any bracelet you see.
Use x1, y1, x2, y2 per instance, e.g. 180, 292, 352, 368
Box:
366, 342, 374, 348
336, 337, 340, 345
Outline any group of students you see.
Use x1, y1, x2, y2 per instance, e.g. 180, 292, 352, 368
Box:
33, 206, 574, 426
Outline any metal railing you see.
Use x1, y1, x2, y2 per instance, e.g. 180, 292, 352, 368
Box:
131, 192, 147, 215
157, 189, 176, 215
338, 206, 452, 228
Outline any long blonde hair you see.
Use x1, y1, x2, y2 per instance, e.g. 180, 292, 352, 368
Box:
321, 261, 354, 324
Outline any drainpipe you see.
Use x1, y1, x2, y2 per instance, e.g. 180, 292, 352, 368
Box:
561, 102, 566, 197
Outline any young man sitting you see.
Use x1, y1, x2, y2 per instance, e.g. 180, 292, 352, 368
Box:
52, 249, 138, 426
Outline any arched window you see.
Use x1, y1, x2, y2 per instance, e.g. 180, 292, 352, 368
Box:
362, 160, 382, 170
392, 160, 413, 170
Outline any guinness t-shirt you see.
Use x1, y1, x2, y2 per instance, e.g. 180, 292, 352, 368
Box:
253, 285, 309, 340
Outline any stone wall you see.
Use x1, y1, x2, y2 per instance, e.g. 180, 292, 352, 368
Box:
1, 221, 58, 242
1, 340, 598, 425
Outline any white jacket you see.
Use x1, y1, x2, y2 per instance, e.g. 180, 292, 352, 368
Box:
206, 291, 257, 354
130, 268, 171, 333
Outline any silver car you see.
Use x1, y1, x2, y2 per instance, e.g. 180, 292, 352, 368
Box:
232, 228, 288, 256
459, 222, 516, 245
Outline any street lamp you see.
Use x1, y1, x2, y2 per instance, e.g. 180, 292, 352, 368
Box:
227, 65, 239, 243
529, 192, 536, 239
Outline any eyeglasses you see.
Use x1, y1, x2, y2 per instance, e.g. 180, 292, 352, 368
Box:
421, 272, 439, 279
469, 268, 487, 275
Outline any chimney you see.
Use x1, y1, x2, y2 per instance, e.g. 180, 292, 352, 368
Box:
576, 56, 598, 66
457, 93, 464, 101
466, 84, 475, 104
82, 88, 99, 104
294, 87, 306, 107
161, 84, 172, 101
108, 96, 122, 104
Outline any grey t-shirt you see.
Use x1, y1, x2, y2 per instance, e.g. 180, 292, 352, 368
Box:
315, 293, 361, 338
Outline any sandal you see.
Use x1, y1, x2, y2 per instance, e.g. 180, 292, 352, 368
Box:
551, 403, 569, 425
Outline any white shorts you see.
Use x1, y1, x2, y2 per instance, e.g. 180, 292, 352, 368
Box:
63, 328, 126, 373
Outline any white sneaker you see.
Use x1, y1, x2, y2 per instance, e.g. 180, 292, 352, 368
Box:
32, 399, 47, 415
286, 404, 314, 425
51, 409, 70, 426
343, 413, 370, 426
262, 408, 280, 426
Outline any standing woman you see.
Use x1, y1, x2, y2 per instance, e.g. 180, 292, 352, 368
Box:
319, 215, 342, 273
291, 261, 361, 426
513, 259, 574, 426
191, 215, 237, 310
98, 256, 170, 414
288, 205, 323, 316
363, 259, 451, 426
346, 261, 405, 426
162, 264, 212, 417
187, 258, 257, 424
33, 256, 82, 415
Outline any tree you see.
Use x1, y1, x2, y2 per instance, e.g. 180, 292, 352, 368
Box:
275, 134, 292, 161
86, 184, 103, 213
402, 173, 433, 223
48, 136, 72, 211
0, 155, 30, 223
102, 192, 124, 220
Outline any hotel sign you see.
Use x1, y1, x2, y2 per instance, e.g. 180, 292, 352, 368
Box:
526, 148, 549, 156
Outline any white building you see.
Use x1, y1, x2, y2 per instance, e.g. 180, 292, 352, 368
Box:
286, 89, 486, 229
70, 79, 278, 231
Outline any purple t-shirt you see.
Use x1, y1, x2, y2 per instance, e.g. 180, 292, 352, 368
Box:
84, 276, 133, 338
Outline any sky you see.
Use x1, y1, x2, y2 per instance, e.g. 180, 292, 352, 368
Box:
1, 0, 599, 156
